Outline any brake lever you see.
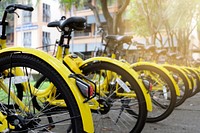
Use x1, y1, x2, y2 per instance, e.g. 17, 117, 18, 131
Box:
13, 12, 20, 18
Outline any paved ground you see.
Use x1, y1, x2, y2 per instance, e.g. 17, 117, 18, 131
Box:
142, 93, 200, 133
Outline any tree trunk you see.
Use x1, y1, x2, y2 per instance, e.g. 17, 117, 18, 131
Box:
85, 0, 130, 35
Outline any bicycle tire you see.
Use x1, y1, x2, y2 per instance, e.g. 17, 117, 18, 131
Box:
164, 66, 190, 107
185, 68, 200, 97
132, 65, 176, 123
194, 69, 200, 94
0, 53, 83, 132
80, 61, 147, 133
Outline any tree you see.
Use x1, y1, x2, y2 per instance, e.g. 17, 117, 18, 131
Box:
0, 0, 17, 20
58, 0, 130, 35
59, 0, 84, 15
128, 0, 200, 63
57, 0, 131, 53
85, 0, 130, 35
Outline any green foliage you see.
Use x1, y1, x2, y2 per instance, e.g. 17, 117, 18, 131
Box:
128, 0, 200, 36
59, 0, 83, 11
126, 1, 150, 37
0, 0, 17, 19
165, 0, 200, 30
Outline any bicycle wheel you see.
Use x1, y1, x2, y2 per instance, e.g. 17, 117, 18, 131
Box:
184, 68, 200, 97
164, 66, 190, 107
80, 61, 147, 133
132, 65, 176, 123
0, 53, 83, 132
192, 69, 200, 94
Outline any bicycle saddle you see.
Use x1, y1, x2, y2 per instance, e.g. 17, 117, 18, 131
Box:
47, 16, 86, 31
145, 45, 156, 52
106, 35, 133, 44
156, 49, 167, 55
176, 55, 184, 60
136, 45, 145, 50
167, 52, 177, 58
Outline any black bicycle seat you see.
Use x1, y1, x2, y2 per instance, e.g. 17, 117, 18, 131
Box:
167, 52, 177, 58
145, 45, 156, 52
156, 49, 167, 55
106, 35, 133, 44
47, 17, 86, 31
176, 55, 184, 60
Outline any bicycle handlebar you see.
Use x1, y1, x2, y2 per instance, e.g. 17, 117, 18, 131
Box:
6, 4, 34, 13
0, 4, 34, 39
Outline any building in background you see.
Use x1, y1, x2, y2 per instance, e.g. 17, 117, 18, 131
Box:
13, 0, 109, 58
14, 0, 65, 51
8, 0, 200, 62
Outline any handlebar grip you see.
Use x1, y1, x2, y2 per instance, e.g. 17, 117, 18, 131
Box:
6, 4, 34, 12
14, 4, 34, 11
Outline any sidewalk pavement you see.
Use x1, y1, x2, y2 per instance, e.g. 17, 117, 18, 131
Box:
142, 93, 200, 133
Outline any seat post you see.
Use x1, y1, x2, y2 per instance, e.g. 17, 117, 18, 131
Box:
66, 29, 72, 45
63, 29, 72, 56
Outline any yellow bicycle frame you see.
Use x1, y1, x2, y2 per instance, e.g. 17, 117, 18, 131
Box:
0, 47, 94, 133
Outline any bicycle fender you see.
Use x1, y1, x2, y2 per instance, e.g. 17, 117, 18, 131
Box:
185, 67, 200, 89
131, 62, 181, 96
0, 47, 94, 133
162, 64, 192, 90
181, 67, 195, 90
187, 67, 200, 80
79, 57, 153, 112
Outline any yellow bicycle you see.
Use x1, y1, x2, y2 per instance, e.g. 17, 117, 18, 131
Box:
148, 47, 198, 102
134, 45, 192, 107
97, 33, 180, 123
0, 4, 94, 132
161, 52, 200, 98
34, 15, 153, 133
0, 6, 153, 133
